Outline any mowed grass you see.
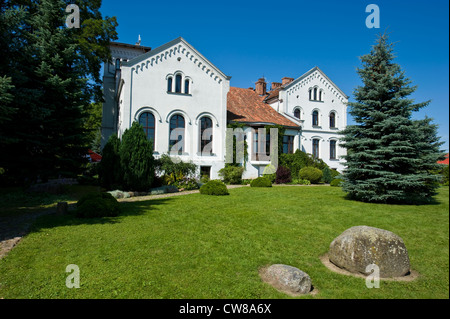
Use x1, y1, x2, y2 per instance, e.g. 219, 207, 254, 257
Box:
0, 186, 448, 299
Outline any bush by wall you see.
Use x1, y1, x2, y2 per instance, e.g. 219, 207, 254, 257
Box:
119, 122, 155, 192
200, 180, 229, 196
250, 177, 272, 188
279, 150, 328, 179
75, 192, 121, 218
299, 167, 323, 184
219, 165, 244, 185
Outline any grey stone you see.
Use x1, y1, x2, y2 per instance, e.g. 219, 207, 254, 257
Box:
263, 264, 312, 295
329, 226, 410, 278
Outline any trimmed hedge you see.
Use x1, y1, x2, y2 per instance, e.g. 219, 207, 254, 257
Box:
199, 180, 229, 196
250, 177, 272, 188
299, 167, 323, 184
330, 178, 344, 187
75, 192, 121, 218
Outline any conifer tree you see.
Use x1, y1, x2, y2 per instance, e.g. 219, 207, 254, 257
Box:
0, 0, 117, 183
341, 34, 445, 204
119, 122, 155, 192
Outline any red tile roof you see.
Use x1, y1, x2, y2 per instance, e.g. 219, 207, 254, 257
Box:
227, 87, 299, 127
438, 153, 449, 165
88, 150, 102, 163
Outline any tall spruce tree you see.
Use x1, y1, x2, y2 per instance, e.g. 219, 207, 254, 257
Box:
341, 34, 445, 204
0, 0, 117, 184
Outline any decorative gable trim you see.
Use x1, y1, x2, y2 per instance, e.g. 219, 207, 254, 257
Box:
283, 66, 349, 103
123, 37, 231, 85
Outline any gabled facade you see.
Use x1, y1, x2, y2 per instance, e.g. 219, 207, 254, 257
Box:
263, 67, 349, 171
102, 37, 348, 180
102, 37, 231, 179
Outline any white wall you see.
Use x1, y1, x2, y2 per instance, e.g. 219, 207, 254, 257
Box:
118, 39, 230, 179
279, 68, 348, 172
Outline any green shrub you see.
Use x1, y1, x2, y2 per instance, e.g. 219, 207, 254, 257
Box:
174, 177, 199, 190
322, 167, 333, 184
279, 150, 328, 179
299, 167, 323, 184
330, 178, 344, 187
218, 165, 244, 185
155, 154, 197, 182
292, 178, 311, 185
199, 180, 229, 196
120, 122, 155, 192
75, 192, 121, 218
250, 177, 272, 188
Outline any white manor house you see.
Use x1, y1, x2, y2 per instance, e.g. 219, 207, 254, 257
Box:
101, 37, 348, 179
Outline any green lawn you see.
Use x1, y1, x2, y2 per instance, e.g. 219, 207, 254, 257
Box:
0, 186, 448, 299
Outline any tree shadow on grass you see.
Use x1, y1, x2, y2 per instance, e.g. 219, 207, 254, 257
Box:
0, 197, 175, 247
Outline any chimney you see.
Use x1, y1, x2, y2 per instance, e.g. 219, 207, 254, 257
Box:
255, 78, 267, 95
271, 82, 282, 90
282, 77, 294, 86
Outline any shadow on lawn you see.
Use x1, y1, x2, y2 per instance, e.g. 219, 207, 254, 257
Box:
0, 197, 174, 245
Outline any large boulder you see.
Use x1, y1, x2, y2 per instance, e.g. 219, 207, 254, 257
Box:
261, 264, 311, 295
328, 226, 410, 278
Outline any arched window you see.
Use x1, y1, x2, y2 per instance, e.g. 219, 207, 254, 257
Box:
185, 79, 190, 94
313, 88, 318, 101
312, 139, 320, 159
330, 140, 337, 160
319, 90, 323, 101
175, 74, 182, 93
139, 112, 156, 150
167, 77, 173, 92
309, 89, 312, 100
329, 112, 336, 128
294, 108, 301, 119
169, 114, 185, 154
199, 117, 213, 155
312, 110, 319, 126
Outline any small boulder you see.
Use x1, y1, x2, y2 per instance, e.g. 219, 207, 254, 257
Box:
329, 226, 410, 278
261, 264, 311, 295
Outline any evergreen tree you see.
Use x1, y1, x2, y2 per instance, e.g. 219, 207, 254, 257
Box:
119, 122, 155, 192
341, 33, 445, 204
0, 0, 117, 184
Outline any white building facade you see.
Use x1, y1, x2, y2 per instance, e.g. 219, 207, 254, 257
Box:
102, 37, 348, 179
266, 67, 349, 172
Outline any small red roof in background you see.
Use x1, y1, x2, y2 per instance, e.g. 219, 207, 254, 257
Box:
88, 150, 102, 163
438, 153, 449, 165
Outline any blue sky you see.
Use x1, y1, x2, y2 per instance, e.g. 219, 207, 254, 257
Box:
100, 0, 449, 151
